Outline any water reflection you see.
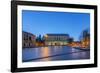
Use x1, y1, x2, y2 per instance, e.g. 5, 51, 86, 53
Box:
22, 46, 90, 62
41, 47, 51, 61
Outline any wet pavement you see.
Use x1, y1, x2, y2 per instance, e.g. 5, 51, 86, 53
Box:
22, 46, 90, 62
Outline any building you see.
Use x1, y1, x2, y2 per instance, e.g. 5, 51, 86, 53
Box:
43, 34, 70, 46
22, 31, 36, 48
81, 35, 90, 48
80, 29, 90, 48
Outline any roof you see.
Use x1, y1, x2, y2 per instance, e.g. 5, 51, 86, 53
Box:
23, 31, 36, 36
46, 34, 69, 36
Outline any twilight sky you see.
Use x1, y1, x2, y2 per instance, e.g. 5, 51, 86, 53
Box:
22, 10, 90, 41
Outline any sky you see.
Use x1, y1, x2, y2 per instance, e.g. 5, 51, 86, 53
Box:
22, 10, 90, 41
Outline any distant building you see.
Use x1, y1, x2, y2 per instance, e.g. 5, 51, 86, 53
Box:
81, 29, 90, 48
43, 34, 70, 46
22, 31, 36, 48
81, 35, 90, 48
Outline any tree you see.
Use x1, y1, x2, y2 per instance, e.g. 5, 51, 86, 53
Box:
36, 35, 44, 43
68, 38, 74, 43
36, 35, 41, 42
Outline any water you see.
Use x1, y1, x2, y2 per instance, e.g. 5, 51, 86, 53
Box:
22, 46, 90, 62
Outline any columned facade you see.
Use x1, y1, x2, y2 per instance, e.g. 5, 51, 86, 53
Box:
43, 34, 69, 46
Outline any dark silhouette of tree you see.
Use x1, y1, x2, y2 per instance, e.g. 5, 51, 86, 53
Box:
36, 35, 41, 42
68, 38, 74, 43
36, 35, 45, 43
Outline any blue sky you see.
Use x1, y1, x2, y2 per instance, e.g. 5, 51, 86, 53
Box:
22, 10, 90, 41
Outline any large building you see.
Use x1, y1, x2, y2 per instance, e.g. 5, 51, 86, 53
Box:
80, 29, 90, 48
43, 34, 70, 46
22, 31, 36, 48
81, 35, 90, 48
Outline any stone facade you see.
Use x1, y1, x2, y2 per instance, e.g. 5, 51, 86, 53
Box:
43, 34, 70, 46
22, 31, 36, 48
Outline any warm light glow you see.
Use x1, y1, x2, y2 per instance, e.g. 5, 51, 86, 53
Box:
44, 34, 48, 38
41, 47, 50, 61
